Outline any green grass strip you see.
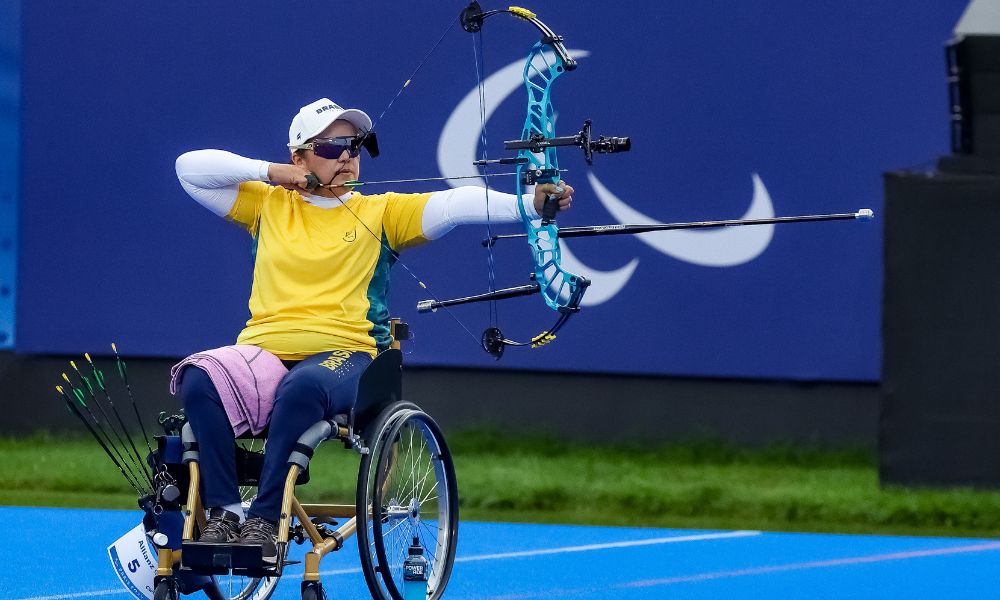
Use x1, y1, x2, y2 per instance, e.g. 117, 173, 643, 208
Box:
3, 431, 1000, 538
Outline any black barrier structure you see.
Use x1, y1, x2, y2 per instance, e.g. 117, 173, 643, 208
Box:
943, 0, 1000, 174
882, 172, 1000, 486
881, 0, 1000, 487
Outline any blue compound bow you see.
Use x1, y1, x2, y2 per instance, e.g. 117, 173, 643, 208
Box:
414, 3, 632, 358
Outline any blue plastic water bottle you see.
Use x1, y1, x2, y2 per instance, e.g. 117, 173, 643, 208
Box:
402, 537, 429, 600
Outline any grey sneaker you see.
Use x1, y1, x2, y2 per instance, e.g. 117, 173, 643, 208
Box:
200, 508, 241, 543
240, 516, 278, 564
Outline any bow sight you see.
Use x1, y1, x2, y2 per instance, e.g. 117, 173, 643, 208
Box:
504, 119, 631, 172
503, 120, 631, 226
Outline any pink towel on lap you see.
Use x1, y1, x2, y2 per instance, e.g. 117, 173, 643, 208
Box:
169, 345, 288, 436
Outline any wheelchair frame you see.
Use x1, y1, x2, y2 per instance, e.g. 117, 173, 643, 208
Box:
152, 320, 458, 600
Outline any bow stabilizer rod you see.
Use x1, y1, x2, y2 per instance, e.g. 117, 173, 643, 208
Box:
417, 282, 540, 313
484, 209, 875, 246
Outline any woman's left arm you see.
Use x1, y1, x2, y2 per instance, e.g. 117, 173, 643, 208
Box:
421, 182, 573, 240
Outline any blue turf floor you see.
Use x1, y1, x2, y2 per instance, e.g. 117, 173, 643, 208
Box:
4, 506, 999, 599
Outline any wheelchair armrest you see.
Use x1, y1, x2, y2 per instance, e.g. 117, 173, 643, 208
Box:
181, 422, 199, 464
287, 420, 343, 469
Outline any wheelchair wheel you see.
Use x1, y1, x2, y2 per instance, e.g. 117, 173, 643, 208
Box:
157, 575, 274, 600
208, 574, 277, 600
154, 578, 179, 600
356, 402, 458, 600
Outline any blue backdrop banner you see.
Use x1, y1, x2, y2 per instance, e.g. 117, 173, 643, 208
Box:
16, 1, 969, 380
0, 0, 19, 349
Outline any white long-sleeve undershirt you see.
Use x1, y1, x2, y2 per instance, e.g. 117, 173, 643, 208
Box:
174, 149, 538, 239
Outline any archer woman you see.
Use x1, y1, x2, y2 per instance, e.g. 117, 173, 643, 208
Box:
172, 97, 573, 562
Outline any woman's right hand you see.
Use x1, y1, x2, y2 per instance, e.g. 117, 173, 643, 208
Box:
268, 163, 313, 191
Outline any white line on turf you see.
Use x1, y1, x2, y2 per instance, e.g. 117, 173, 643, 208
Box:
450, 530, 762, 563
621, 540, 1000, 588
15, 530, 761, 600
317, 530, 763, 577
16, 593, 122, 600
486, 540, 1000, 599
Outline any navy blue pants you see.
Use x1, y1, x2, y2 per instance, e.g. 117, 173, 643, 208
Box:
178, 350, 372, 522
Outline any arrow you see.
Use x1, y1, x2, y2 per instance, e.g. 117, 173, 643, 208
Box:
484, 209, 874, 246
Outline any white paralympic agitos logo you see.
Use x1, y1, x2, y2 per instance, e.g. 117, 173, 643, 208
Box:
437, 50, 775, 306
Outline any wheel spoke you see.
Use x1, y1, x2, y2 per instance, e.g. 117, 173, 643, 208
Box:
420, 522, 439, 559
382, 517, 409, 538
413, 457, 435, 502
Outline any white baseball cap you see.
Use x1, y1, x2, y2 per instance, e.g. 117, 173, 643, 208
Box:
288, 98, 373, 148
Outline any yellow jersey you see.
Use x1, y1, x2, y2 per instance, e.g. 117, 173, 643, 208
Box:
226, 182, 431, 359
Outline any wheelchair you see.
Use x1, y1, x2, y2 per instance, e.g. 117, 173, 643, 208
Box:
147, 321, 459, 600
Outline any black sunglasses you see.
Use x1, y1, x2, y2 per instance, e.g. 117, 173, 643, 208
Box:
293, 132, 380, 159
